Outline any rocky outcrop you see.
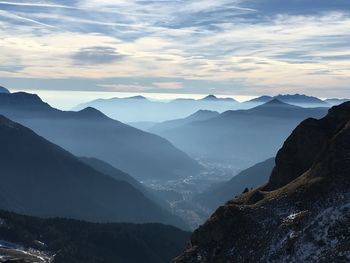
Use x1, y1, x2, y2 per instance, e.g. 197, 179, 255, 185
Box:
266, 101, 350, 190
173, 102, 350, 263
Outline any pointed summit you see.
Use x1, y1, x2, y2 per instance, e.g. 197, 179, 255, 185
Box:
77, 107, 108, 119
201, 94, 218, 101
265, 98, 288, 105
245, 95, 272, 104
258, 98, 296, 108
200, 95, 237, 102
0, 91, 52, 112
274, 94, 329, 107
126, 95, 147, 100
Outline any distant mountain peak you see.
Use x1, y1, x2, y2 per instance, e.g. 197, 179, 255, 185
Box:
126, 95, 147, 100
266, 98, 286, 104
0, 86, 10, 94
0, 92, 51, 110
257, 95, 273, 100
201, 94, 218, 101
274, 94, 328, 105
200, 95, 237, 102
245, 94, 328, 108
78, 107, 107, 118
195, 109, 218, 114
245, 95, 273, 103
260, 98, 294, 107
275, 93, 305, 100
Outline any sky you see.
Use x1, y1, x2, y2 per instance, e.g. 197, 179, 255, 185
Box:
0, 0, 350, 101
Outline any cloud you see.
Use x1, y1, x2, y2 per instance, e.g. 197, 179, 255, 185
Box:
71, 46, 125, 65
0, 9, 56, 28
153, 82, 183, 90
0, 1, 76, 9
97, 83, 151, 92
0, 0, 349, 97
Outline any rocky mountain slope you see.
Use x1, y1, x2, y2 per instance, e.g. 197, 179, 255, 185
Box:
174, 102, 350, 262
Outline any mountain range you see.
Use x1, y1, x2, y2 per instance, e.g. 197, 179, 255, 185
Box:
174, 102, 350, 262
154, 99, 328, 169
0, 115, 186, 229
73, 93, 344, 123
74, 94, 239, 122
0, 91, 201, 181
244, 94, 329, 108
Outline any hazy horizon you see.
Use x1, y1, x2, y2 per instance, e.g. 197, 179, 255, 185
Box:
5, 88, 257, 110
2, 86, 345, 110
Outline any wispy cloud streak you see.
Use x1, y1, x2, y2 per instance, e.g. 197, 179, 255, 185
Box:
0, 1, 76, 9
0, 0, 349, 97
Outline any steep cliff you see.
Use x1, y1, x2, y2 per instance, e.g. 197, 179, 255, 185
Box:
174, 102, 350, 263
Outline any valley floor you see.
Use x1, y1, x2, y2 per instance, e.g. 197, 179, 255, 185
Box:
143, 160, 242, 229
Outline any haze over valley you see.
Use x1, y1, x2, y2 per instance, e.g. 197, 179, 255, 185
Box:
0, 0, 349, 262
0, 87, 346, 229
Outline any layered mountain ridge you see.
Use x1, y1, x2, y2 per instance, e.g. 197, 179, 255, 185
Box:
0, 92, 201, 181
74, 94, 240, 122
174, 102, 350, 262
0, 115, 187, 229
245, 93, 329, 108
157, 99, 328, 168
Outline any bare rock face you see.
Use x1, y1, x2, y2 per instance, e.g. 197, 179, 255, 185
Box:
173, 102, 350, 263
266, 101, 350, 190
